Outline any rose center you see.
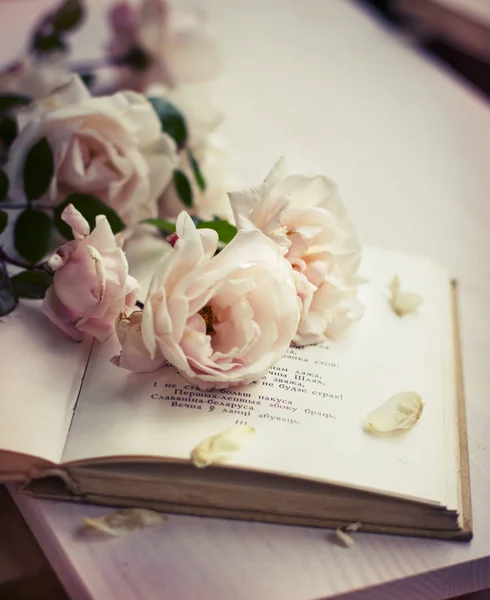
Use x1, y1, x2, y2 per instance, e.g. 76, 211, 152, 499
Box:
198, 304, 218, 335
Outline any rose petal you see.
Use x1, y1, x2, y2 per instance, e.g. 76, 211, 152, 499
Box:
388, 275, 423, 317
335, 527, 356, 548
82, 508, 166, 537
364, 392, 424, 433
191, 425, 255, 468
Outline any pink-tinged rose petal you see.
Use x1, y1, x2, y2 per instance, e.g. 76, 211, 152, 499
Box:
113, 211, 301, 387
111, 311, 165, 372
61, 203, 91, 239
42, 205, 139, 342
229, 160, 363, 344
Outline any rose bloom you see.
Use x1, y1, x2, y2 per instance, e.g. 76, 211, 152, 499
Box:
43, 204, 139, 342
111, 211, 301, 388
107, 0, 219, 92
229, 159, 363, 345
6, 76, 178, 228
147, 84, 234, 222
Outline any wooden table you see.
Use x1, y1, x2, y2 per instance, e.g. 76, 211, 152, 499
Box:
3, 0, 490, 598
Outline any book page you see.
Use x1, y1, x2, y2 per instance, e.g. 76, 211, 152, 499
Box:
62, 245, 455, 506
0, 301, 91, 466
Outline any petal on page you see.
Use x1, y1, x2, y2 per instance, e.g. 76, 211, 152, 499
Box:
388, 275, 422, 316
364, 392, 424, 433
191, 425, 255, 468
82, 508, 167, 537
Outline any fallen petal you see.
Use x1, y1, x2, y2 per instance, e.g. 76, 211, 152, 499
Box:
191, 425, 255, 468
335, 527, 356, 548
364, 392, 424, 433
345, 521, 362, 532
82, 508, 167, 537
388, 275, 422, 316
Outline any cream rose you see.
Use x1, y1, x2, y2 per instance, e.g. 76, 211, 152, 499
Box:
43, 204, 139, 342
111, 211, 301, 388
229, 159, 363, 345
6, 77, 178, 228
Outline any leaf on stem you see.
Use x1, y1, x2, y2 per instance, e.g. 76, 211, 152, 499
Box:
14, 209, 53, 264
187, 149, 206, 192
147, 97, 188, 149
23, 137, 54, 201
0, 210, 8, 234
31, 33, 68, 55
79, 72, 95, 89
173, 170, 193, 208
53, 194, 125, 239
51, 0, 85, 33
0, 116, 18, 149
141, 218, 176, 233
0, 94, 31, 113
196, 219, 237, 244
123, 46, 152, 71
0, 259, 17, 317
0, 171, 8, 202
10, 270, 53, 299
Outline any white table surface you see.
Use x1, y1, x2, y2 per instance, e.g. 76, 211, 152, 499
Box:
4, 0, 490, 598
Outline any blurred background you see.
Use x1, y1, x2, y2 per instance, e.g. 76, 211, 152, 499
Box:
358, 0, 490, 97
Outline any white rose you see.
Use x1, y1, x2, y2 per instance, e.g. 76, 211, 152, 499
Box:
6, 77, 178, 228
230, 158, 363, 345
112, 211, 301, 388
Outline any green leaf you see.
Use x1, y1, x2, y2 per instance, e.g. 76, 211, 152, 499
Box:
0, 115, 18, 149
53, 194, 125, 239
173, 170, 193, 208
123, 46, 152, 71
196, 219, 237, 244
79, 72, 95, 88
0, 93, 31, 113
32, 33, 67, 55
14, 209, 53, 264
23, 137, 54, 201
51, 0, 84, 32
0, 260, 17, 317
148, 97, 188, 149
187, 149, 206, 192
0, 170, 8, 202
10, 269, 53, 299
0, 210, 8, 234
141, 218, 176, 232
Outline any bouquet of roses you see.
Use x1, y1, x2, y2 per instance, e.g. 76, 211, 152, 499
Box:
0, 0, 362, 389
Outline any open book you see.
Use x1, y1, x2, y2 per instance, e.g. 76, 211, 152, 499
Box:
0, 241, 472, 540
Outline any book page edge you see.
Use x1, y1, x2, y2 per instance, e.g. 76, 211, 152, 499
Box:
451, 280, 473, 538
